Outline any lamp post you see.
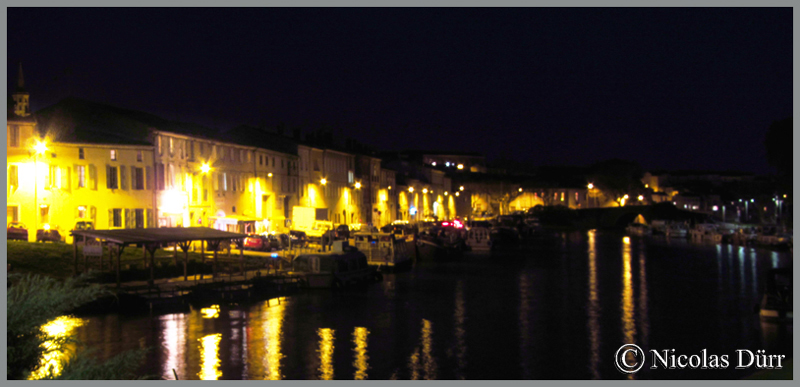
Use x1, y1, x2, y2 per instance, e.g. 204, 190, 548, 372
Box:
31, 140, 49, 240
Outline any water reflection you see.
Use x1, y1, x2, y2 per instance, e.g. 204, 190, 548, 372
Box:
586, 230, 601, 380
263, 299, 285, 380
421, 319, 438, 380
453, 280, 467, 379
317, 328, 335, 380
519, 272, 532, 379
198, 333, 222, 380
161, 313, 187, 380
621, 236, 636, 380
637, 242, 650, 354
29, 316, 85, 380
353, 327, 370, 380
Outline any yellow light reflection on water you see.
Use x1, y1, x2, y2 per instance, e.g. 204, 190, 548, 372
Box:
317, 328, 335, 380
353, 327, 370, 380
621, 236, 636, 380
421, 319, 438, 380
198, 333, 222, 380
264, 300, 285, 380
29, 316, 85, 380
587, 230, 601, 380
201, 305, 220, 319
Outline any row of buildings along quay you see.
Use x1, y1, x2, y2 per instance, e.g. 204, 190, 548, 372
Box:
7, 67, 790, 241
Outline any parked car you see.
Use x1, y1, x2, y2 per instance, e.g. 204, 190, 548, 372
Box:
334, 224, 351, 240
7, 222, 28, 241
243, 234, 283, 251
37, 227, 63, 243
288, 230, 309, 248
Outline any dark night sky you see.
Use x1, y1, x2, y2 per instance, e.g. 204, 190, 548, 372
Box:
7, 7, 792, 173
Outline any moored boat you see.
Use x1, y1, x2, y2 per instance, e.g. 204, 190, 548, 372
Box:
353, 232, 413, 270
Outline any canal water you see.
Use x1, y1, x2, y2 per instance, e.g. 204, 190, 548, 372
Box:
66, 230, 792, 379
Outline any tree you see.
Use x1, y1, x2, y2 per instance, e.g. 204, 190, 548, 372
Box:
588, 159, 644, 206
764, 117, 792, 177
7, 274, 148, 380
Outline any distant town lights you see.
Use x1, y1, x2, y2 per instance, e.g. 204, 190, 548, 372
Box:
713, 206, 719, 211
457, 164, 464, 170
587, 183, 594, 189
422, 188, 428, 194
637, 195, 644, 201
408, 187, 414, 193
446, 162, 451, 167
519, 188, 523, 192
459, 186, 464, 191
455, 192, 460, 197
431, 162, 436, 166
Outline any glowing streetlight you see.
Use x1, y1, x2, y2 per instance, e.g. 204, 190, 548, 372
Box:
388, 186, 392, 190
200, 163, 211, 174
459, 186, 464, 191
623, 194, 629, 200
408, 187, 414, 193
320, 178, 327, 185
444, 192, 448, 196
457, 164, 464, 170
637, 195, 644, 201
518, 188, 523, 192
455, 192, 460, 197
33, 140, 48, 155
267, 172, 273, 177
422, 188, 428, 194
587, 183, 594, 190
354, 182, 361, 189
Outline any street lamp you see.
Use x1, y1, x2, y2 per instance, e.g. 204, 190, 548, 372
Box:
320, 178, 327, 185
200, 162, 211, 174
354, 182, 361, 189
32, 140, 48, 240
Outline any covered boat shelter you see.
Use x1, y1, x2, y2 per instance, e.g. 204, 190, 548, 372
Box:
70, 227, 248, 288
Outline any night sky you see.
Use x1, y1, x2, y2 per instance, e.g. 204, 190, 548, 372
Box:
7, 7, 792, 174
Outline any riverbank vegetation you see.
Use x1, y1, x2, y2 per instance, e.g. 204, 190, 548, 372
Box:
7, 274, 148, 379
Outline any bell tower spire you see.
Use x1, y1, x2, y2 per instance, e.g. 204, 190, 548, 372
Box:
12, 61, 30, 117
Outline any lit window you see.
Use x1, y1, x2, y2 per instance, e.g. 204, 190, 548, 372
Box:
137, 151, 143, 162
9, 126, 19, 147
110, 149, 117, 161
77, 165, 85, 188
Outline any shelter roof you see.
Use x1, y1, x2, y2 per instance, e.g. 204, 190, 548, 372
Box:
71, 227, 247, 245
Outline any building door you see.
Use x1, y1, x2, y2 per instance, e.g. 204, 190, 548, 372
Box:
7, 205, 19, 224
39, 205, 50, 226
262, 195, 270, 219
135, 209, 145, 228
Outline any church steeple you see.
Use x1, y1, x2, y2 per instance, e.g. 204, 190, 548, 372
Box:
12, 61, 30, 117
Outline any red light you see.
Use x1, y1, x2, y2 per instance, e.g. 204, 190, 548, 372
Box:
442, 222, 450, 226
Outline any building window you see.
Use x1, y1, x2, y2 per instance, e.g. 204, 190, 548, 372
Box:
272, 157, 275, 167
77, 205, 87, 219
107, 166, 119, 189
9, 126, 20, 147
8, 205, 19, 222
169, 138, 174, 155
158, 136, 163, 155
110, 149, 117, 161
9, 165, 18, 192
132, 167, 144, 190
79, 148, 85, 159
137, 151, 143, 162
348, 171, 354, 184
77, 165, 86, 188
110, 208, 122, 228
